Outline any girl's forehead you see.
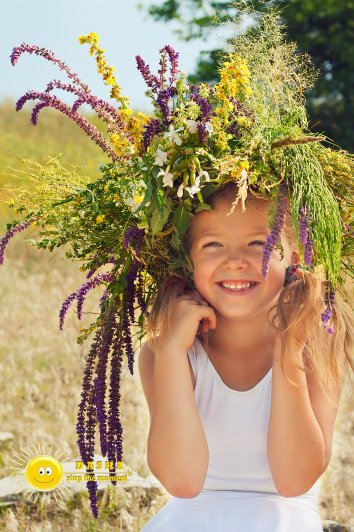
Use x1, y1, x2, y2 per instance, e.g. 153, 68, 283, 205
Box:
192, 198, 270, 233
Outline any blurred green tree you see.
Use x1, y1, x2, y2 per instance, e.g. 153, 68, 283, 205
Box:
141, 0, 354, 151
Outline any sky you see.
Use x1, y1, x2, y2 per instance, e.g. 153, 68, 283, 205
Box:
1, 0, 224, 113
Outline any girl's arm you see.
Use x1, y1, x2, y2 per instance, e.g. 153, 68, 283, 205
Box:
267, 336, 347, 497
138, 341, 209, 498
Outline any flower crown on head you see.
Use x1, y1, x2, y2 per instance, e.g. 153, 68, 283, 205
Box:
2, 11, 353, 519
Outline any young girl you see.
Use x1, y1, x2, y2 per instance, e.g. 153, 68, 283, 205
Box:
138, 182, 353, 531
6, 10, 353, 524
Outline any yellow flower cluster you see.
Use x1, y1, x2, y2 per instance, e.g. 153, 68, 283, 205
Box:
96, 214, 106, 224
218, 156, 250, 179
110, 133, 132, 158
215, 54, 252, 102
78, 32, 130, 109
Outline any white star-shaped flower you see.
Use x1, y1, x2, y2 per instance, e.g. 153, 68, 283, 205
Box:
204, 122, 213, 135
154, 149, 169, 166
198, 170, 210, 182
163, 125, 182, 146
185, 119, 199, 134
177, 183, 184, 197
158, 168, 174, 188
185, 175, 201, 198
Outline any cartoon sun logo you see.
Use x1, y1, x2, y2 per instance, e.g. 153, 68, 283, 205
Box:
9, 442, 71, 506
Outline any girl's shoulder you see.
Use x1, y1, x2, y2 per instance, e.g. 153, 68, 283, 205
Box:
138, 340, 196, 413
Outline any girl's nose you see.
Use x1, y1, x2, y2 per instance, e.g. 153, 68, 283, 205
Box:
223, 253, 248, 268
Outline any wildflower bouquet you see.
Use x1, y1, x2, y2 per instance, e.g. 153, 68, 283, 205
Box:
1, 11, 353, 518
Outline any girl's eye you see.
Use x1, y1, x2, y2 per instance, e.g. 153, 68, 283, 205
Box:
203, 241, 265, 248
203, 242, 220, 247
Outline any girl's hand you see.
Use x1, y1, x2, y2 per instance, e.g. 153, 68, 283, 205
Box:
157, 289, 217, 354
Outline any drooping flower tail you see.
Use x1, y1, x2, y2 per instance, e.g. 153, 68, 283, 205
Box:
10, 43, 90, 93
106, 320, 124, 482
0, 220, 32, 265
76, 327, 103, 465
16, 91, 118, 161
262, 181, 289, 279
59, 271, 114, 330
93, 306, 116, 458
321, 276, 335, 334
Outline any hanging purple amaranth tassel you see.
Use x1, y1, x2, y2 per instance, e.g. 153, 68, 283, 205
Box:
299, 207, 309, 246
135, 269, 148, 314
99, 289, 108, 309
261, 181, 288, 279
0, 220, 32, 265
321, 276, 335, 334
304, 236, 314, 267
299, 206, 314, 267
76, 327, 103, 466
59, 271, 114, 330
93, 306, 116, 458
106, 321, 124, 481
87, 255, 116, 279
122, 226, 145, 371
85, 385, 99, 519
76, 272, 114, 320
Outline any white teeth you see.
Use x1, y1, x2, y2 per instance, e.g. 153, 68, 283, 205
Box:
221, 282, 252, 290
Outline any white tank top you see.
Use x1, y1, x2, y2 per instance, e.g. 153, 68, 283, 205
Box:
187, 336, 322, 501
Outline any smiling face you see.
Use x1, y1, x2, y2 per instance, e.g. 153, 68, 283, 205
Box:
25, 455, 63, 491
189, 194, 295, 323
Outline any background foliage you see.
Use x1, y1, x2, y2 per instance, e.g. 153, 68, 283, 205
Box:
143, 0, 354, 152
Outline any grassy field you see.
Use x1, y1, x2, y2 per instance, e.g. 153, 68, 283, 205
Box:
0, 102, 353, 530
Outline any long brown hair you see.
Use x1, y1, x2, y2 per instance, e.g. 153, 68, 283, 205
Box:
143, 182, 354, 404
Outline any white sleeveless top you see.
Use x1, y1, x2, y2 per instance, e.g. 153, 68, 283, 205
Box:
141, 336, 324, 530
187, 336, 322, 501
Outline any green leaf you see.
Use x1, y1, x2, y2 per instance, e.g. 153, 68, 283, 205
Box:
172, 203, 192, 235
134, 178, 153, 215
149, 203, 171, 235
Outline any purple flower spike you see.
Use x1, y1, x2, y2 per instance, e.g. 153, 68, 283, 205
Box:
87, 255, 116, 279
191, 93, 213, 121
99, 289, 108, 309
161, 45, 180, 84
123, 226, 145, 252
93, 307, 116, 458
198, 123, 208, 144
76, 272, 114, 320
261, 181, 289, 279
299, 207, 309, 246
156, 88, 171, 124
59, 292, 78, 331
304, 236, 313, 267
142, 118, 162, 151
16, 90, 119, 160
0, 220, 32, 265
59, 271, 114, 330
135, 55, 160, 93
321, 277, 335, 334
10, 43, 90, 93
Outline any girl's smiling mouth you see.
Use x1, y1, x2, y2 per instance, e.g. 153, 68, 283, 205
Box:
217, 281, 259, 295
